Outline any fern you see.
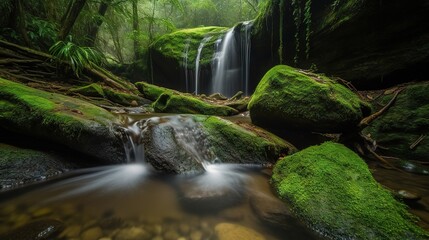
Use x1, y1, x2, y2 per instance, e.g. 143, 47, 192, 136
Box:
49, 38, 104, 78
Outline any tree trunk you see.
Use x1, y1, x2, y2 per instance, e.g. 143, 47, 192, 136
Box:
58, 0, 87, 41
15, 0, 32, 48
132, 0, 140, 61
86, 0, 110, 46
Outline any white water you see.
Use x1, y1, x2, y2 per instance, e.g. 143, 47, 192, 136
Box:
195, 36, 212, 95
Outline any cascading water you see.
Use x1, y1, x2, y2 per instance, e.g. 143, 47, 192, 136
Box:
183, 39, 191, 93
195, 36, 212, 95
211, 28, 240, 97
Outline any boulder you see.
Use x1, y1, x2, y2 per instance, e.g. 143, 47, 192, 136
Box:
248, 65, 370, 133
0, 78, 124, 164
141, 115, 295, 174
364, 82, 429, 161
271, 142, 428, 239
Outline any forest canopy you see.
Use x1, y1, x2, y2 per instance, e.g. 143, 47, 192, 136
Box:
0, 0, 264, 64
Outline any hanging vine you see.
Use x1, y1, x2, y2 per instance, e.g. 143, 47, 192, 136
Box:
291, 0, 302, 65
304, 0, 312, 59
278, 0, 285, 64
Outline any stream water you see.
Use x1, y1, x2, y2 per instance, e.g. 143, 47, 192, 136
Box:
0, 114, 428, 240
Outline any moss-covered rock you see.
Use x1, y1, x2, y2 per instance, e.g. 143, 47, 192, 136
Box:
152, 92, 238, 116
135, 81, 176, 101
0, 78, 124, 163
271, 142, 428, 239
141, 115, 295, 174
69, 83, 146, 106
364, 82, 429, 161
198, 116, 296, 165
150, 26, 227, 91
248, 65, 370, 133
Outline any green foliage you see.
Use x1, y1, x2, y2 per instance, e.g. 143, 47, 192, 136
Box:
27, 17, 58, 47
272, 142, 429, 239
49, 39, 105, 78
290, 0, 312, 64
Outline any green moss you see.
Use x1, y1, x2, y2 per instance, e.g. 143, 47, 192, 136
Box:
135, 81, 176, 101
69, 83, 105, 98
272, 142, 428, 239
248, 65, 370, 132
151, 26, 227, 69
199, 116, 296, 164
320, 0, 365, 31
364, 83, 429, 161
152, 92, 238, 116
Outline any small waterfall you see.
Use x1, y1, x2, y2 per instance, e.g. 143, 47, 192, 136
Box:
183, 39, 191, 93
116, 116, 145, 163
195, 36, 212, 95
241, 21, 253, 96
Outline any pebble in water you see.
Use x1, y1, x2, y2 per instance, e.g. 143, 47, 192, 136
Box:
115, 226, 152, 240
214, 223, 266, 240
81, 226, 103, 240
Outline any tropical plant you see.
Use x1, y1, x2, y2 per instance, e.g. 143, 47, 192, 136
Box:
49, 38, 105, 78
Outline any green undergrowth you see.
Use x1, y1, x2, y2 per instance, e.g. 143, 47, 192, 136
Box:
272, 141, 429, 239
197, 116, 296, 164
364, 83, 429, 161
151, 26, 227, 68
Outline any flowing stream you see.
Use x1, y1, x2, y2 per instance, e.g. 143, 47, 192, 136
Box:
0, 114, 428, 240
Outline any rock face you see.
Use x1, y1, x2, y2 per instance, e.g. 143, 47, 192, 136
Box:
364, 82, 429, 161
248, 65, 370, 133
0, 78, 125, 164
251, 0, 429, 89
271, 142, 428, 239
141, 115, 295, 174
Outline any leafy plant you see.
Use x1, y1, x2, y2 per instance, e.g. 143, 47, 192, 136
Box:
49, 38, 105, 78
28, 17, 58, 47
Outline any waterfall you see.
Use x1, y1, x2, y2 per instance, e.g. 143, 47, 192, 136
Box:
241, 21, 253, 96
195, 36, 212, 95
183, 39, 191, 93
211, 28, 239, 97
211, 21, 253, 97
116, 116, 145, 163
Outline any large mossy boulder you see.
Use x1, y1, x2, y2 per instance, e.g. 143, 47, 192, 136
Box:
250, 0, 429, 89
0, 78, 124, 164
150, 26, 227, 91
248, 65, 370, 133
141, 115, 295, 174
271, 142, 428, 239
364, 82, 429, 161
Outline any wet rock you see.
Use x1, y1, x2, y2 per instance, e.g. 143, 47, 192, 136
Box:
131, 100, 138, 107
178, 177, 244, 212
99, 217, 124, 229
395, 190, 422, 202
214, 223, 265, 240
249, 192, 296, 229
60, 224, 82, 238
219, 208, 244, 221
163, 229, 180, 240
190, 230, 203, 240
178, 223, 191, 235
248, 65, 370, 133
209, 93, 228, 100
0, 219, 64, 240
115, 227, 151, 240
32, 207, 52, 218
81, 227, 103, 240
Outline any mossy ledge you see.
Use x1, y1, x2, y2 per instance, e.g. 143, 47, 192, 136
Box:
271, 142, 429, 239
0, 78, 124, 164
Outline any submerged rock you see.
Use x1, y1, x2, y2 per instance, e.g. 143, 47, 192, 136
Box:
364, 82, 429, 162
214, 223, 265, 240
271, 142, 429, 239
0, 219, 64, 240
141, 115, 295, 174
0, 78, 124, 163
248, 65, 370, 133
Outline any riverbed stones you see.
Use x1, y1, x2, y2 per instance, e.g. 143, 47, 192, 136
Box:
0, 219, 64, 240
248, 65, 370, 133
0, 78, 125, 164
81, 227, 103, 240
115, 227, 151, 240
214, 223, 265, 240
271, 142, 429, 239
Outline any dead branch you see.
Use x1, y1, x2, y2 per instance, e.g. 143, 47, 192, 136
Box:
358, 88, 403, 129
410, 135, 426, 150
